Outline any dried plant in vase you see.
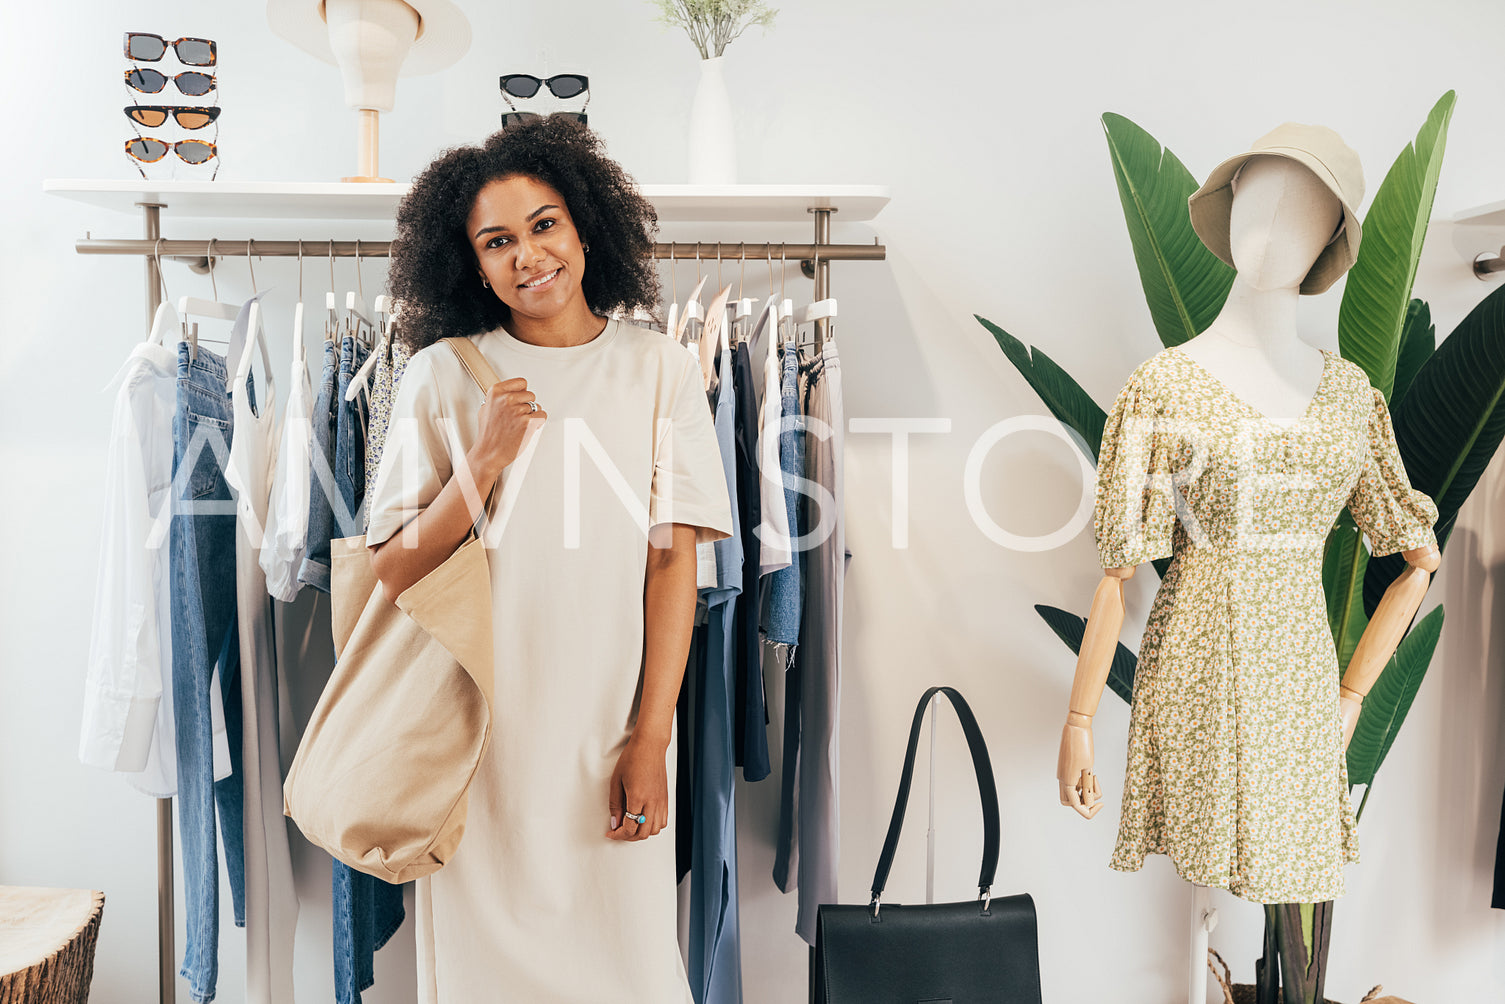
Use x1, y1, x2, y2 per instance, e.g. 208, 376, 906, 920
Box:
650, 0, 778, 59
650, 0, 777, 183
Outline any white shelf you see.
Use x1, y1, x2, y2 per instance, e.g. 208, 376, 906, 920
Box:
1454, 200, 1505, 227
42, 179, 890, 224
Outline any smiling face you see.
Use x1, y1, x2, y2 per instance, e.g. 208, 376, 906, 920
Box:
468, 174, 589, 323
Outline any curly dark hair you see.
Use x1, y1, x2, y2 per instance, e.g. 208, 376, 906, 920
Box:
388, 117, 660, 353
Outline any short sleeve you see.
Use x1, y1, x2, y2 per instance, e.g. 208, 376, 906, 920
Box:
1346, 387, 1437, 557
1093, 366, 1177, 568
649, 356, 734, 546
364, 351, 454, 548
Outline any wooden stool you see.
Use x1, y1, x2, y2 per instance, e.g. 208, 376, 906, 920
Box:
0, 888, 105, 1004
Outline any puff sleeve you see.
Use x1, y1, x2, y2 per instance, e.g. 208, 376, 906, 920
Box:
1093, 366, 1178, 568
1346, 387, 1438, 557
648, 355, 734, 545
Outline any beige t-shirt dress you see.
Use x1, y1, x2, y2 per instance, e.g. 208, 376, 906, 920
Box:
365, 318, 733, 1002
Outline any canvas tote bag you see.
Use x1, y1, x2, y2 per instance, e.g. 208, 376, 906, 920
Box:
284, 336, 511, 884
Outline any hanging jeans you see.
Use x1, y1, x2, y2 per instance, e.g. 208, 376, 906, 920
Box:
328, 333, 404, 1004
689, 346, 745, 1004
761, 339, 804, 649
170, 341, 246, 1003
299, 339, 340, 593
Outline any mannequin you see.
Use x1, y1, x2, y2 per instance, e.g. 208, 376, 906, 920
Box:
1056, 151, 1440, 1002
1056, 155, 1439, 816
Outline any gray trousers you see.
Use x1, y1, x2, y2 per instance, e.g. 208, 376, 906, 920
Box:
774, 339, 846, 945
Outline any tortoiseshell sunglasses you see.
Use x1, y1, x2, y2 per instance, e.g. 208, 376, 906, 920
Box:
125, 137, 218, 171
125, 67, 216, 97
124, 105, 221, 130
124, 33, 216, 66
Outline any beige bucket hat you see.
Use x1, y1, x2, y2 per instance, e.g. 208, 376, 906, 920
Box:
1188, 122, 1364, 295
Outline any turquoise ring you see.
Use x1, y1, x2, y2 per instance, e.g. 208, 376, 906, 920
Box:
628, 812, 647, 825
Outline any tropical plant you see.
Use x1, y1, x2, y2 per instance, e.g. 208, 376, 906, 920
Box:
981, 91, 1505, 1003
649, 0, 778, 59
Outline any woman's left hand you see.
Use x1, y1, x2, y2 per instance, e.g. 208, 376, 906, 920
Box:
606, 734, 669, 841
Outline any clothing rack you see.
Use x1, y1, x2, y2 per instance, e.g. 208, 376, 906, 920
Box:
76, 193, 886, 1004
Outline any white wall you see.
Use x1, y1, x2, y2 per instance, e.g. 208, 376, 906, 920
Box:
3, 1, 1504, 1001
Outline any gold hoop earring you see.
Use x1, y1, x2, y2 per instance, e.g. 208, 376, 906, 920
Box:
581, 242, 590, 253
481, 276, 491, 289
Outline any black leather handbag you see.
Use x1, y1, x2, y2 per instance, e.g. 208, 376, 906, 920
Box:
811, 686, 1043, 1004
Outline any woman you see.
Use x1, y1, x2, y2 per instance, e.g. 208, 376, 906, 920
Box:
365, 118, 732, 1002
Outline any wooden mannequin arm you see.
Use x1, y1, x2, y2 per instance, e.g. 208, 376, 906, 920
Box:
1337, 543, 1439, 747
1057, 566, 1134, 818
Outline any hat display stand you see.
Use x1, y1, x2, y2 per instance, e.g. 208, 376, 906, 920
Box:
266, 0, 471, 182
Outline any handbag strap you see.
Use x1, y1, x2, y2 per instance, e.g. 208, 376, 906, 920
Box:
870, 686, 1001, 908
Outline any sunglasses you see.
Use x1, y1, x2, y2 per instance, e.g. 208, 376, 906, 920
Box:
124, 32, 217, 66
499, 74, 589, 99
501, 111, 588, 129
124, 104, 221, 129
126, 67, 216, 97
126, 136, 217, 166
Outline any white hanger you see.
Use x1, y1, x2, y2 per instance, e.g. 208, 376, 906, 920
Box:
230, 242, 274, 395
324, 240, 340, 341
290, 241, 309, 366
676, 274, 708, 344
345, 238, 376, 345
145, 241, 178, 347
343, 292, 390, 402
178, 239, 241, 363
797, 298, 838, 324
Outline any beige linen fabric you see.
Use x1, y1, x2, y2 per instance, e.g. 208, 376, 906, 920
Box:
365, 318, 732, 1003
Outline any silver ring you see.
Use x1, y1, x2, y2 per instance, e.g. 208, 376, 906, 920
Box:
527, 400, 539, 413
627, 811, 646, 825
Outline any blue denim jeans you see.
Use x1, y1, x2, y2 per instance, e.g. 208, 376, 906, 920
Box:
332, 865, 406, 1004
327, 333, 402, 1003
170, 341, 246, 1003
761, 340, 804, 647
298, 339, 340, 593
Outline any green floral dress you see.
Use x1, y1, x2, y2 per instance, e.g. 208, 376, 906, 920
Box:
1095, 347, 1437, 904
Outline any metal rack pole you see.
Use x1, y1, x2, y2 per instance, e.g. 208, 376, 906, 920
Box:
810, 209, 834, 347
72, 237, 885, 263
139, 200, 176, 1004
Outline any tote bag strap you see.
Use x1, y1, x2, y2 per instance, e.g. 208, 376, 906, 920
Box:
869, 686, 1001, 910
443, 335, 501, 394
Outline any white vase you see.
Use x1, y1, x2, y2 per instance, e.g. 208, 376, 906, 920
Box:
687, 55, 736, 184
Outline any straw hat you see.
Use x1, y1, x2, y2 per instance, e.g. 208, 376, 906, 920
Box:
266, 0, 471, 77
1188, 123, 1364, 295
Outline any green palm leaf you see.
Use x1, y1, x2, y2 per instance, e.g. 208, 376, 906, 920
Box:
1363, 281, 1505, 613
1337, 92, 1455, 401
1102, 112, 1234, 347
1391, 299, 1435, 406
1034, 604, 1137, 704
978, 314, 1107, 460
1346, 606, 1444, 788
1321, 512, 1369, 673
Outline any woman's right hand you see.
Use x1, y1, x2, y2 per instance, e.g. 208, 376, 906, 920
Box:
464, 376, 546, 485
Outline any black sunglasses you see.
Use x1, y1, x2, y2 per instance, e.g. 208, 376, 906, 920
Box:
126, 67, 216, 97
124, 32, 217, 66
124, 104, 221, 129
499, 74, 589, 99
501, 111, 589, 129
